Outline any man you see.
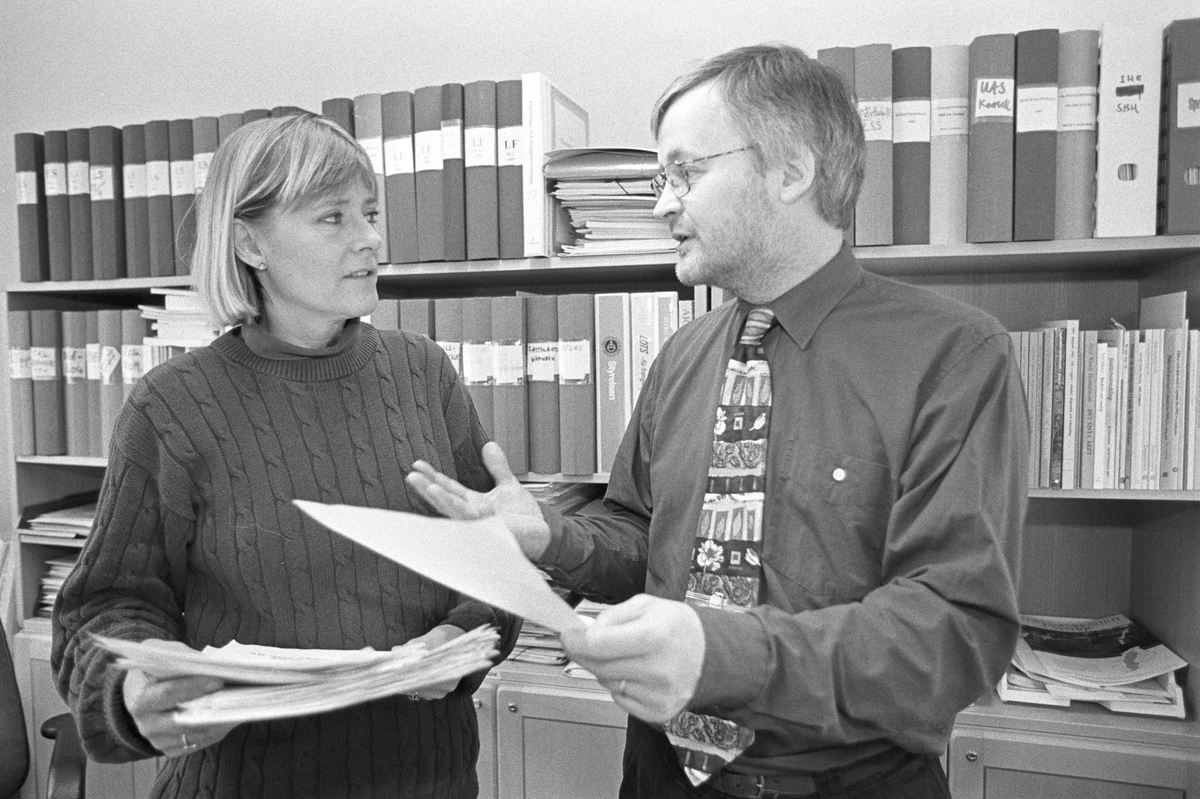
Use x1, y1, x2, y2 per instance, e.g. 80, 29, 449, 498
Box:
410, 43, 1026, 798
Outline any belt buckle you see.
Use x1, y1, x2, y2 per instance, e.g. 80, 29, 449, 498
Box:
748, 775, 767, 799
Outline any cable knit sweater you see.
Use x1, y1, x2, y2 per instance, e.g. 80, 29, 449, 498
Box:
51, 320, 518, 799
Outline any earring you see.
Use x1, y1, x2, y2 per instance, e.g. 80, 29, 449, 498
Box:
256, 261, 267, 272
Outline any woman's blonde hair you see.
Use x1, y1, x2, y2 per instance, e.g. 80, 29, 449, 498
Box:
191, 113, 377, 326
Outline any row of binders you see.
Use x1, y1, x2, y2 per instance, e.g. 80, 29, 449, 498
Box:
372, 291, 696, 477
13, 73, 589, 283
1016, 292, 1200, 491
818, 16, 1200, 246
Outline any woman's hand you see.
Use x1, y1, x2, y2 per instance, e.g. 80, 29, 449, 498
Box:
121, 641, 237, 758
393, 625, 466, 700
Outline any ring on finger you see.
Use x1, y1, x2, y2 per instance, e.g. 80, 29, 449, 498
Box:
618, 679, 628, 696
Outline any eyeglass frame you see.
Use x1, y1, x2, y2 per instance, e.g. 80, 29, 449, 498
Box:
650, 145, 756, 199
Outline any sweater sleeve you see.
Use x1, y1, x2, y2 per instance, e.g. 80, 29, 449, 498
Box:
50, 400, 196, 763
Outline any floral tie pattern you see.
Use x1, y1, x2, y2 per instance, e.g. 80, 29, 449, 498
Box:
665, 306, 775, 786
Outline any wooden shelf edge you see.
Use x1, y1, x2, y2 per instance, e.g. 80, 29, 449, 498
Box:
16, 456, 107, 468
1028, 488, 1200, 501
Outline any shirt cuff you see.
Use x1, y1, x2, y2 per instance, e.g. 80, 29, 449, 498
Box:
690, 606, 772, 713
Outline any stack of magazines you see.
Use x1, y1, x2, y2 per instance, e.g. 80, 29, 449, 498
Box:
545, 147, 675, 257
36, 555, 78, 618
998, 613, 1187, 718
25, 503, 96, 539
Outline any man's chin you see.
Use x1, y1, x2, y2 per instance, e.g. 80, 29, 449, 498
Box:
674, 256, 705, 288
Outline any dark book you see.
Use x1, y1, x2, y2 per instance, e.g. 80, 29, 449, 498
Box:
854, 43, 893, 246
353, 93, 389, 263
122, 309, 148, 401
382, 90, 419, 264
9, 310, 35, 456
525, 294, 560, 475
465, 80, 499, 260
491, 296, 528, 474
14, 132, 50, 282
44, 130, 72, 281
61, 310, 90, 456
1014, 29, 1060, 241
88, 126, 126, 280
144, 120, 175, 277
168, 118, 196, 275
31, 309, 65, 455
496, 79, 524, 259
398, 298, 433, 337
817, 48, 857, 245
442, 83, 468, 262
97, 309, 124, 456
1161, 17, 1200, 235
892, 46, 932, 245
967, 33, 1016, 243
414, 85, 445, 262
66, 127, 93, 281
85, 311, 103, 456
192, 116, 220, 203
462, 297, 494, 439
321, 98, 355, 136
217, 112, 244, 143
242, 108, 271, 124
433, 297, 464, 377
557, 293, 596, 476
122, 124, 152, 278
271, 106, 308, 118
1054, 30, 1100, 240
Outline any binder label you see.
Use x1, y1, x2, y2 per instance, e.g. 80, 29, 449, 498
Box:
856, 100, 893, 141
16, 171, 37, 205
44, 163, 67, 197
1058, 87, 1098, 132
465, 126, 497, 168
86, 343, 101, 380
493, 340, 525, 386
1111, 74, 1149, 118
67, 161, 90, 196
123, 163, 148, 198
415, 130, 442, 172
9, 349, 31, 380
170, 160, 195, 196
359, 137, 385, 174
100, 344, 121, 385
892, 100, 931, 143
62, 347, 86, 382
1179, 82, 1200, 129
1016, 86, 1058, 133
384, 136, 415, 175
194, 152, 214, 191
527, 341, 560, 382
30, 346, 58, 380
90, 166, 115, 201
436, 340, 462, 376
498, 126, 523, 167
462, 341, 494, 385
441, 121, 463, 161
122, 344, 145, 384
146, 161, 171, 197
559, 339, 593, 384
973, 78, 1015, 121
932, 99, 969, 137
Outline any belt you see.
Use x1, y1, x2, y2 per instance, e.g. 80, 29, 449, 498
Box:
712, 747, 914, 799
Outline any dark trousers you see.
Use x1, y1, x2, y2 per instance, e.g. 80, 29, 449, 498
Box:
619, 717, 951, 799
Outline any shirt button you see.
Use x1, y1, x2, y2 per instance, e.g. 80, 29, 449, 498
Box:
832, 468, 846, 482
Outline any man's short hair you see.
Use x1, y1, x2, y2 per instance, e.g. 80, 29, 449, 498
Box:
651, 43, 865, 230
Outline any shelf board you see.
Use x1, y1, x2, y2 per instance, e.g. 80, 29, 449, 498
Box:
17, 456, 107, 468
18, 533, 86, 548
6, 275, 193, 294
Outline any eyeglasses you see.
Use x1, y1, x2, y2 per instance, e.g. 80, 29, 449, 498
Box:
650, 146, 755, 198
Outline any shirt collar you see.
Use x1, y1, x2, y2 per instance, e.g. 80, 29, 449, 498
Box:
738, 242, 861, 350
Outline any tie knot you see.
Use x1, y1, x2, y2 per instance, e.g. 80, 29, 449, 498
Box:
739, 307, 776, 346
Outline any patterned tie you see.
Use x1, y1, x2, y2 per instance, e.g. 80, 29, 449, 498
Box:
665, 307, 775, 786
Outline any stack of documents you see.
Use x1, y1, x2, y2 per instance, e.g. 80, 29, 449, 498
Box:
545, 148, 675, 257
94, 626, 500, 726
25, 503, 96, 538
37, 555, 77, 617
998, 614, 1187, 718
526, 482, 604, 516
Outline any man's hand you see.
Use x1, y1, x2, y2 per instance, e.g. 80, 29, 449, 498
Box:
122, 641, 236, 757
407, 442, 551, 560
561, 595, 705, 724
393, 624, 465, 700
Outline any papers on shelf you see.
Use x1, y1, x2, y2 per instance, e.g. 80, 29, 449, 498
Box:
998, 614, 1188, 718
25, 503, 96, 538
36, 555, 77, 618
92, 626, 500, 727
294, 500, 588, 635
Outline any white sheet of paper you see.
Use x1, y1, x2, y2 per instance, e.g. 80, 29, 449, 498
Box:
294, 500, 585, 634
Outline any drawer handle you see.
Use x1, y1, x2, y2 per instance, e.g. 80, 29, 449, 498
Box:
507, 703, 519, 713
965, 751, 978, 763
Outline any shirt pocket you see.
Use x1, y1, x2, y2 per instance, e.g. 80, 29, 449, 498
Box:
766, 441, 893, 604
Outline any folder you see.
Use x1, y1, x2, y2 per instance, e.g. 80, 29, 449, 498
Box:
442, 83, 468, 262
66, 127, 93, 281
817, 47, 857, 244
967, 33, 1016, 243
98, 309, 125, 456
217, 112, 244, 143
465, 80, 500, 261
145, 120, 175, 277
44, 130, 72, 282
433, 297, 464, 377
192, 115, 220, 207
854, 44, 893, 246
497, 79, 524, 259
168, 118, 196, 275
398, 298, 433, 337
89, 126, 126, 280
525, 294, 560, 475
892, 46, 932, 245
929, 45, 970, 244
414, 86, 445, 262
1161, 17, 1200, 235
522, 73, 589, 257
122, 124, 152, 278
85, 311, 103, 456
462, 298, 495, 440
1014, 29, 1059, 242
62, 310, 90, 456
31, 309, 65, 455
557, 294, 596, 476
1054, 30, 1100, 240
321, 98, 355, 136
382, 90, 419, 263
594, 292, 631, 474
14, 132, 49, 282
491, 296, 528, 474
122, 309, 148, 401
9, 310, 35, 456
353, 93, 390, 263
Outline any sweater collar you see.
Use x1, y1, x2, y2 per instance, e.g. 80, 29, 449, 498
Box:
211, 318, 379, 381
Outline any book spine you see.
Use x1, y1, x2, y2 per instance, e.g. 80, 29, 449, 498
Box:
217, 112, 244, 143
44, 130, 72, 281
854, 44, 894, 246
98, 309, 124, 456
192, 115, 219, 213
465, 80, 500, 261
892, 46, 932, 245
321, 98, 355, 136
62, 310, 90, 456
522, 72, 589, 257
929, 45, 970, 245
817, 47, 857, 245
168, 118, 195, 275
8, 310, 35, 456
15, 133, 50, 282
242, 109, 271, 124
122, 124, 152, 278
31, 309, 65, 455
89, 125, 126, 280
967, 33, 1016, 243
497, 79, 525, 260
1162, 18, 1200, 234
414, 86, 445, 262
382, 91, 419, 264
353, 93, 390, 263
629, 292, 658, 405
145, 120, 175, 277
1014, 29, 1060, 242
526, 294, 561, 475
442, 83, 468, 262
433, 297, 464, 377
85, 311, 103, 456
121, 309, 148, 402
491, 296, 528, 474
1054, 30, 1100, 240
558, 293, 596, 475
461, 298, 495, 440
398, 298, 433, 337
594, 292, 631, 474
66, 127, 93, 281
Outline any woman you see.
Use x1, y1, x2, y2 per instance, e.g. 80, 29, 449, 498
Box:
52, 113, 517, 798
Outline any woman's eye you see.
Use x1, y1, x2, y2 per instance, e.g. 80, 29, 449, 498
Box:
366, 210, 381, 226
322, 212, 343, 224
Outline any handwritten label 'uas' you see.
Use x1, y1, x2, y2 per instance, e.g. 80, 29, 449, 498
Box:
974, 78, 1015, 121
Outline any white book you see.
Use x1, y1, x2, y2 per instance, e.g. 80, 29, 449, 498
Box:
522, 73, 589, 257
629, 292, 658, 406
1043, 321, 1079, 488
1079, 330, 1098, 490
1093, 341, 1110, 489
1187, 331, 1200, 489
1094, 24, 1164, 237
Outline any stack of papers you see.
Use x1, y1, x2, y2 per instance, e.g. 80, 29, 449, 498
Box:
25, 503, 96, 538
526, 482, 604, 515
512, 599, 607, 668
998, 614, 1188, 718
545, 148, 675, 257
36, 555, 77, 617
93, 625, 500, 726
140, 288, 226, 351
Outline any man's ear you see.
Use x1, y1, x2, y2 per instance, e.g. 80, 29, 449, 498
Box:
779, 146, 817, 205
233, 219, 263, 267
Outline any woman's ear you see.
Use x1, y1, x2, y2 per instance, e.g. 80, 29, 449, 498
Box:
233, 219, 263, 269
779, 145, 816, 206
